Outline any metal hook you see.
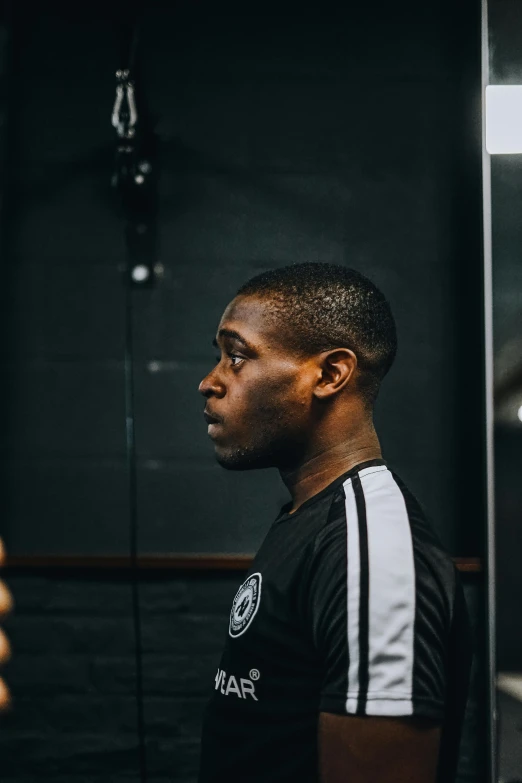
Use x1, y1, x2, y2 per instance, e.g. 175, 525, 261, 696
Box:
112, 71, 138, 139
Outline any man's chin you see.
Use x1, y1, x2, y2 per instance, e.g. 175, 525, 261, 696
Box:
214, 446, 273, 471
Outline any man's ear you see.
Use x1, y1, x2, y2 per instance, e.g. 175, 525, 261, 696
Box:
313, 348, 358, 400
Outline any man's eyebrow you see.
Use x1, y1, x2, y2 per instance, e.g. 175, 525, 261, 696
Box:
212, 329, 253, 350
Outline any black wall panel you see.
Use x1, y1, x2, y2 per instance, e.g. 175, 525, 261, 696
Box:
2, 458, 130, 554
0, 263, 126, 359
0, 7, 129, 555
136, 462, 284, 553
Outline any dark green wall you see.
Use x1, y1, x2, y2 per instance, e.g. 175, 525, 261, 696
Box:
0, 0, 484, 558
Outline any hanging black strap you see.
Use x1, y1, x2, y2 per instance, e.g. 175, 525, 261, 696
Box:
111, 8, 155, 782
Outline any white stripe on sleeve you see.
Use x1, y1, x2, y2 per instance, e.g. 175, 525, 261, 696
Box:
343, 466, 416, 715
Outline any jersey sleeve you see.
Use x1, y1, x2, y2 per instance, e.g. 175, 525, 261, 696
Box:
304, 477, 454, 722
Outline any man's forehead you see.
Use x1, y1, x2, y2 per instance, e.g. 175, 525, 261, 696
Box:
221, 294, 265, 320
216, 296, 280, 349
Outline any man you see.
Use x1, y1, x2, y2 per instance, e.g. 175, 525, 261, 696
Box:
197, 262, 473, 783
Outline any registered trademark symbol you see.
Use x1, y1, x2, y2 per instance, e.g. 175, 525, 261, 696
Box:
249, 668, 260, 680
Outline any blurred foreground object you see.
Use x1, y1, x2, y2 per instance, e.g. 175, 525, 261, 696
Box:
0, 538, 13, 711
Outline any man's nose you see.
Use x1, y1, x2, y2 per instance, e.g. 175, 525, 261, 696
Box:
198, 374, 211, 396
199, 369, 223, 397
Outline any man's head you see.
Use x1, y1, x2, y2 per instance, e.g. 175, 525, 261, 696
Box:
198, 262, 397, 471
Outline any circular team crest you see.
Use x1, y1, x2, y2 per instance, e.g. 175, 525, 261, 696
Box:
229, 572, 262, 638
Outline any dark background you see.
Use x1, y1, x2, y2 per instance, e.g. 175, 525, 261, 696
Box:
0, 1, 485, 558
0, 1, 488, 781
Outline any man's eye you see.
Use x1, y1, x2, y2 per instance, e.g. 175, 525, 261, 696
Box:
214, 353, 243, 366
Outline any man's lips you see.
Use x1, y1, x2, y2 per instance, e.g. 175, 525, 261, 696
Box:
203, 411, 222, 425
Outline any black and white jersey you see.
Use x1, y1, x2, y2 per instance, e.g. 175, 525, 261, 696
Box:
197, 459, 473, 783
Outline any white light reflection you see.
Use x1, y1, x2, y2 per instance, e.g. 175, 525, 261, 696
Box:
486, 85, 522, 154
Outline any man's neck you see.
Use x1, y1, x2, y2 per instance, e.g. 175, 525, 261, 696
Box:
279, 429, 382, 515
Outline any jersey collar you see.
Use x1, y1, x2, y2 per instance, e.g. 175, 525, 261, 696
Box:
274, 458, 387, 523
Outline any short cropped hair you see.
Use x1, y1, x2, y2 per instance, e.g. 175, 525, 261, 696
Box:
235, 262, 397, 408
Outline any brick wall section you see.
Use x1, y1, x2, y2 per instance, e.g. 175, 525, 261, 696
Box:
0, 571, 486, 783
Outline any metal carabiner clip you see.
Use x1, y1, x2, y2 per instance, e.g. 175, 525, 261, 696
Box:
111, 69, 138, 138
